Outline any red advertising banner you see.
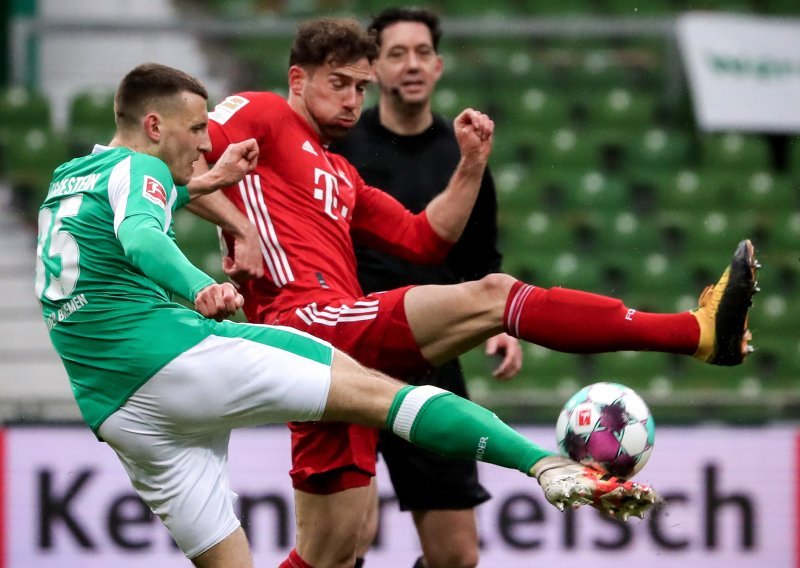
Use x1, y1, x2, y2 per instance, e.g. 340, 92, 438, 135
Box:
1, 425, 797, 567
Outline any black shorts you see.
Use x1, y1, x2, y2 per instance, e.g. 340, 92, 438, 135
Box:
378, 359, 491, 511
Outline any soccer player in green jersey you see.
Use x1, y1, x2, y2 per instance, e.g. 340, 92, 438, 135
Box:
36, 63, 658, 568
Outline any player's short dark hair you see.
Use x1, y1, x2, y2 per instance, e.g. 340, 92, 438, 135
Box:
289, 18, 378, 70
115, 63, 208, 128
369, 7, 443, 52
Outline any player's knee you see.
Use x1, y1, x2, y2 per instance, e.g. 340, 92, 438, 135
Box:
475, 272, 516, 303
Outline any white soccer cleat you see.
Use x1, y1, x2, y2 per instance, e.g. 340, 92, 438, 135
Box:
532, 456, 659, 520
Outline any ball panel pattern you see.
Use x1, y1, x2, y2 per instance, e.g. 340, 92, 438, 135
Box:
556, 382, 655, 479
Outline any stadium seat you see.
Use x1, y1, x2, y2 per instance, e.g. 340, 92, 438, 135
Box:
515, 87, 573, 128
542, 169, 628, 211
612, 251, 695, 305
501, 209, 576, 254
583, 88, 658, 127
648, 169, 723, 212
532, 165, 638, 214
625, 128, 694, 170
461, 345, 587, 415
749, 289, 798, 334
234, 36, 294, 90
67, 88, 116, 154
173, 210, 225, 280
530, 167, 586, 211
730, 170, 798, 212
536, 129, 602, 170
700, 132, 773, 171
531, 251, 605, 290
754, 337, 800, 390
492, 123, 541, 167
769, 210, 800, 250
494, 163, 540, 208
577, 48, 633, 89
671, 209, 757, 257
6, 129, 71, 216
590, 209, 660, 255
0, 86, 52, 143
586, 351, 673, 392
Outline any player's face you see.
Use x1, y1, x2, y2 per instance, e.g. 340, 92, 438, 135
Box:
292, 59, 371, 144
157, 92, 212, 185
374, 21, 443, 106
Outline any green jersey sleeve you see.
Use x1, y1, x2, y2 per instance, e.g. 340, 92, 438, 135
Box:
108, 153, 214, 302
118, 214, 215, 302
175, 184, 191, 209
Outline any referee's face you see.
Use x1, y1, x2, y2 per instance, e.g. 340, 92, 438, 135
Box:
374, 21, 443, 107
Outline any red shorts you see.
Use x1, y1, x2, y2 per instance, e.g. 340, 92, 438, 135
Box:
273, 286, 431, 494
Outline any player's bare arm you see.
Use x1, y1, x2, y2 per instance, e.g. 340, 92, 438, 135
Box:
187, 151, 264, 282
187, 138, 259, 198
187, 190, 265, 282
424, 109, 494, 242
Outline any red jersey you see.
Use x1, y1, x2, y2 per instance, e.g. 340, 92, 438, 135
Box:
206, 92, 452, 324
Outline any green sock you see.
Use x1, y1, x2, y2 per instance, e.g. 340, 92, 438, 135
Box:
386, 385, 555, 475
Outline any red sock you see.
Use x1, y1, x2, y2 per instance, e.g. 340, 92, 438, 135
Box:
503, 281, 699, 355
279, 548, 314, 568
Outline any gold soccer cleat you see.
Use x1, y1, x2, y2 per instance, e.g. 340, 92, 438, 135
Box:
692, 239, 759, 366
532, 456, 659, 520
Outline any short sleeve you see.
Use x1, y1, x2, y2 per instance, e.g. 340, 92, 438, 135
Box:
107, 153, 176, 236
206, 92, 278, 163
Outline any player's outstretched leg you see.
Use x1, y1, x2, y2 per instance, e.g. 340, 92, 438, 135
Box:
385, 385, 660, 521
692, 239, 760, 366
532, 456, 659, 521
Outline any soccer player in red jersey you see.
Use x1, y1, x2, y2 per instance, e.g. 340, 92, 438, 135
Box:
196, 18, 757, 568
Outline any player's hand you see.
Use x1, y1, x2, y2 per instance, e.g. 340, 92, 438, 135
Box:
209, 138, 259, 187
486, 333, 522, 380
223, 224, 264, 283
195, 282, 244, 321
453, 109, 493, 165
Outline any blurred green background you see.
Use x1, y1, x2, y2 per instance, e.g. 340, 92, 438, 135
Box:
2, 0, 798, 425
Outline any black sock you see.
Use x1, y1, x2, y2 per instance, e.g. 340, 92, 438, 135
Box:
354, 558, 364, 568
412, 556, 425, 568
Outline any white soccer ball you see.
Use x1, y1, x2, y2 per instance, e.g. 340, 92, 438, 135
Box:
555, 382, 655, 479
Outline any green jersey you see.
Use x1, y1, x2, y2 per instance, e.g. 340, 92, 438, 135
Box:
35, 146, 217, 432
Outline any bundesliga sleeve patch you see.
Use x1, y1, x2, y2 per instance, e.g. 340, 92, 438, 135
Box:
142, 175, 167, 207
209, 95, 250, 125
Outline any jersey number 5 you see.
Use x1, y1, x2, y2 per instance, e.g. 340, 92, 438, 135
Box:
35, 194, 83, 301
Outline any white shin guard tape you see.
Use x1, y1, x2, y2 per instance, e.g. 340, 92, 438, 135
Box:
390, 385, 449, 442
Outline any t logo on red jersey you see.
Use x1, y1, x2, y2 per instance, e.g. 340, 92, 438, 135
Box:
143, 175, 167, 207
313, 168, 346, 221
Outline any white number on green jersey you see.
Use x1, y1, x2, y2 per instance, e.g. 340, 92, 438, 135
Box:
35, 194, 83, 301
